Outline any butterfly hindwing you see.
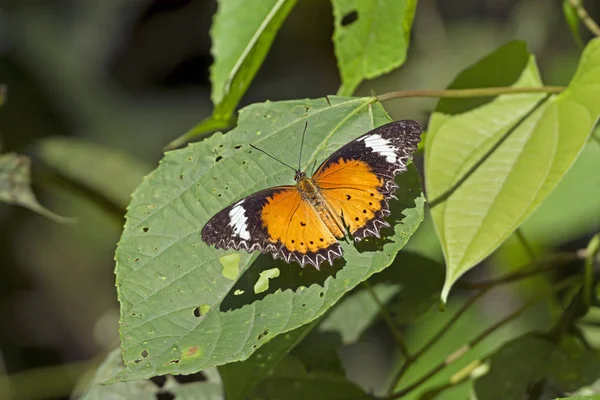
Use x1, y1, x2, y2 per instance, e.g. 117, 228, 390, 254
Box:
201, 186, 343, 268
313, 120, 422, 241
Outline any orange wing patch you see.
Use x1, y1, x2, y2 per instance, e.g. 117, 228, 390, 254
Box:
260, 189, 339, 263
315, 158, 387, 235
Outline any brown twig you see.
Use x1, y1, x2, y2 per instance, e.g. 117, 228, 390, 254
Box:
376, 86, 564, 103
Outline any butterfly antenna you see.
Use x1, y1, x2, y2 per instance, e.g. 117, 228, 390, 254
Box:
249, 144, 296, 172
298, 121, 308, 171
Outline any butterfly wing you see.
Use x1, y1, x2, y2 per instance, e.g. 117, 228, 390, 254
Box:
313, 120, 422, 240
201, 186, 342, 268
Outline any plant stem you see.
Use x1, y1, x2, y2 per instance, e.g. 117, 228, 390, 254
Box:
376, 86, 564, 103
385, 250, 584, 395
363, 281, 410, 359
385, 277, 579, 399
463, 252, 582, 290
569, 0, 600, 37
428, 94, 551, 208
584, 233, 600, 306
514, 228, 537, 260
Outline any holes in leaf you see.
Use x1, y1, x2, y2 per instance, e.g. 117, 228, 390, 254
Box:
193, 306, 201, 317
319, 292, 324, 298
157, 392, 175, 400
218, 193, 222, 197
134, 258, 139, 262
215, 156, 223, 162
141, 349, 149, 358
168, 359, 180, 365
134, 359, 142, 364
258, 329, 269, 340
179, 174, 183, 180
234, 144, 242, 149
142, 227, 149, 233
242, 160, 247, 165
151, 375, 167, 388
341, 10, 358, 26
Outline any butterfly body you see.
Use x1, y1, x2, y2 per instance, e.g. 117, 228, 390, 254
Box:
201, 120, 422, 269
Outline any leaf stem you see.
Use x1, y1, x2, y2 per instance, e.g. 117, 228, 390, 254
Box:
384, 277, 579, 399
568, 0, 600, 37
363, 281, 410, 359
376, 86, 564, 103
583, 233, 600, 306
428, 94, 551, 208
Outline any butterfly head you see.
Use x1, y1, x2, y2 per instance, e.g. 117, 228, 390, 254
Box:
294, 170, 306, 182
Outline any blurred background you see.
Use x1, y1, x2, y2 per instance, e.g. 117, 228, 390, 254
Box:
0, 0, 599, 399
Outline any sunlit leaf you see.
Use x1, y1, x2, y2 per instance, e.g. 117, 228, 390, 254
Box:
34, 138, 151, 210
426, 39, 600, 302
0, 152, 73, 223
113, 96, 424, 382
474, 334, 600, 400
521, 137, 600, 245
211, 0, 297, 119
332, 0, 418, 96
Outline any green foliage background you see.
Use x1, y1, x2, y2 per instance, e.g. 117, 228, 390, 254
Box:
0, 1, 599, 400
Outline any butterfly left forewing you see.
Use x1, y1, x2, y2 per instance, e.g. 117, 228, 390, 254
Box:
202, 185, 342, 269
313, 120, 422, 241
201, 186, 296, 254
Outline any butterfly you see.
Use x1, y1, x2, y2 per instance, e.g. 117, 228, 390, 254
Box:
201, 120, 422, 269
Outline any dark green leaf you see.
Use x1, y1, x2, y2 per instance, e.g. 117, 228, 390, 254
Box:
332, 0, 418, 95
0, 152, 73, 223
113, 96, 424, 382
474, 334, 600, 400
290, 330, 345, 375
563, 0, 583, 47
252, 355, 370, 400
219, 322, 315, 400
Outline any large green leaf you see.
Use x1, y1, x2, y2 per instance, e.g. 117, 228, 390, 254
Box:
33, 138, 151, 210
113, 96, 424, 382
211, 0, 297, 119
332, 0, 418, 95
426, 39, 600, 302
0, 152, 72, 223
474, 334, 600, 400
